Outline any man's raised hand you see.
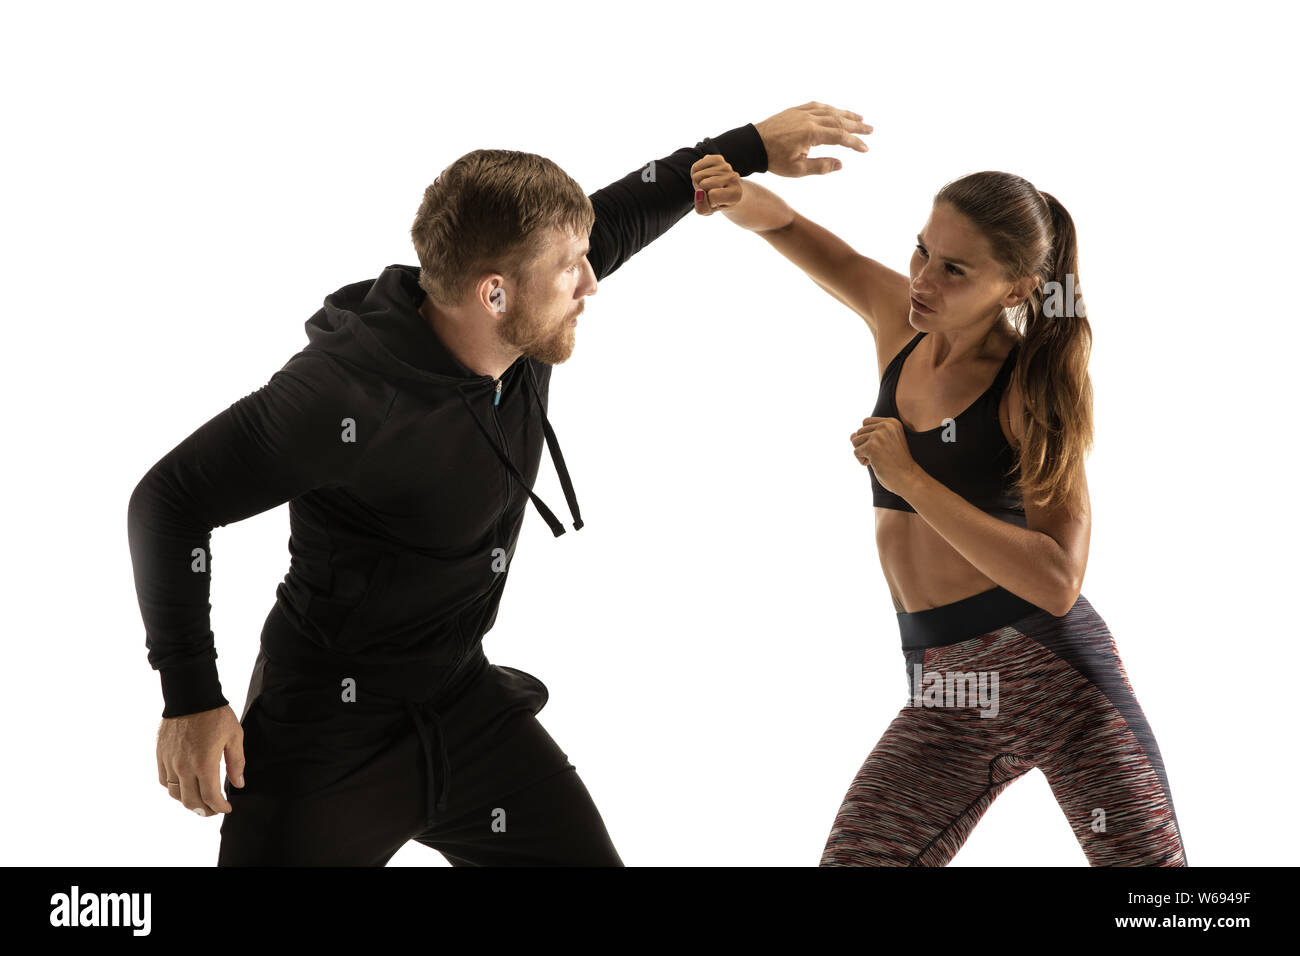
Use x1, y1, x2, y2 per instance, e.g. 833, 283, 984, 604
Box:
754, 101, 871, 177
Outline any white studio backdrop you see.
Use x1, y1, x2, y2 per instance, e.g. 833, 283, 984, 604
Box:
2, 0, 1295, 867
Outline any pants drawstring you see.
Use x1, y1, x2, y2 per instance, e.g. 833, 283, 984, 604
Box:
403, 699, 451, 828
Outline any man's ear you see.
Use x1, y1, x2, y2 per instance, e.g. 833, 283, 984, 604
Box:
479, 275, 508, 314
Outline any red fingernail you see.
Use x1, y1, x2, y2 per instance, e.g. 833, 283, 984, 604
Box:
695, 189, 704, 203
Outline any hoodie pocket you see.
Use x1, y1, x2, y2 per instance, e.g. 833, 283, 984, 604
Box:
334, 551, 393, 647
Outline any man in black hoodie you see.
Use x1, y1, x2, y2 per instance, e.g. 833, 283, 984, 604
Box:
128, 102, 871, 865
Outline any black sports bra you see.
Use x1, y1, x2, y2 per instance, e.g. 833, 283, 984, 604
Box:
868, 331, 1026, 527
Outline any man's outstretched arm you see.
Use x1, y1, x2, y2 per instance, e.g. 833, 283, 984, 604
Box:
584, 101, 870, 281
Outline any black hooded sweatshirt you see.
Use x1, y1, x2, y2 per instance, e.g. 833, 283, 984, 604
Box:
128, 122, 768, 719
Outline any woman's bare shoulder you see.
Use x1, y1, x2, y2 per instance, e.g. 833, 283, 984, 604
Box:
872, 303, 918, 381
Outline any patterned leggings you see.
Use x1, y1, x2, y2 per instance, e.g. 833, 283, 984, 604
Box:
820, 586, 1187, 866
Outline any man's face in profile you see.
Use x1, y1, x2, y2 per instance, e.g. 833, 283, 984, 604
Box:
498, 227, 596, 366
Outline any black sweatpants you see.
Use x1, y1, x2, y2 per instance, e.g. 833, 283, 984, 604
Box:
217, 646, 623, 866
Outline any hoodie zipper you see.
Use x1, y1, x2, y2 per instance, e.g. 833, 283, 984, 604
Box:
490, 377, 513, 535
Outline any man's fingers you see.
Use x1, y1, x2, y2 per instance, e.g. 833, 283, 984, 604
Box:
835, 110, 870, 131
809, 121, 871, 153
808, 103, 870, 129
177, 774, 209, 816
796, 121, 870, 173
225, 738, 246, 790
798, 104, 871, 137
198, 764, 233, 815
830, 126, 871, 153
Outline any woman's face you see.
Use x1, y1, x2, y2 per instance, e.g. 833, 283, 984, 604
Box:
908, 203, 1029, 328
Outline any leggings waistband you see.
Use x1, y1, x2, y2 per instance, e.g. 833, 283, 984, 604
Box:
898, 585, 1048, 650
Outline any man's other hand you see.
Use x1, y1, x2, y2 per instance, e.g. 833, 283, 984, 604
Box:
157, 705, 245, 817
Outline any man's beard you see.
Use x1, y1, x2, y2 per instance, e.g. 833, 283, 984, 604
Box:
497, 296, 578, 366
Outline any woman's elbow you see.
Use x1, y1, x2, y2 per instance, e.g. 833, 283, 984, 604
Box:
1049, 567, 1083, 617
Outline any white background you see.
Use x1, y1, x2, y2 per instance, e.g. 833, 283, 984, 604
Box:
3, 0, 1295, 867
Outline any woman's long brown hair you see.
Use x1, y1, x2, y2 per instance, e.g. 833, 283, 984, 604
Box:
935, 172, 1093, 515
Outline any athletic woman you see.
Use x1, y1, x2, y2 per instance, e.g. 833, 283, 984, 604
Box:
690, 154, 1188, 866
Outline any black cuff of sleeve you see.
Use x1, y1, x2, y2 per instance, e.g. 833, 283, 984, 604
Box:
703, 123, 769, 177
159, 660, 228, 718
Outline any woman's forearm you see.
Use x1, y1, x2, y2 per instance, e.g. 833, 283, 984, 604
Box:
720, 180, 795, 233
898, 467, 1076, 616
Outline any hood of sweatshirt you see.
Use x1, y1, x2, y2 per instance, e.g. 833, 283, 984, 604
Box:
309, 262, 485, 382
303, 262, 583, 538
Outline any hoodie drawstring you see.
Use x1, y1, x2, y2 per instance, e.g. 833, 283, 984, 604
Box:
403, 698, 451, 829
523, 361, 583, 531
455, 365, 583, 537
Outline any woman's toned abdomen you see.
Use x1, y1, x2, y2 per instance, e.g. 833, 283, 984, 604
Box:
874, 508, 1000, 613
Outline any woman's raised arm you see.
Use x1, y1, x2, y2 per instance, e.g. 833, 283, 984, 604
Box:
694, 168, 909, 342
